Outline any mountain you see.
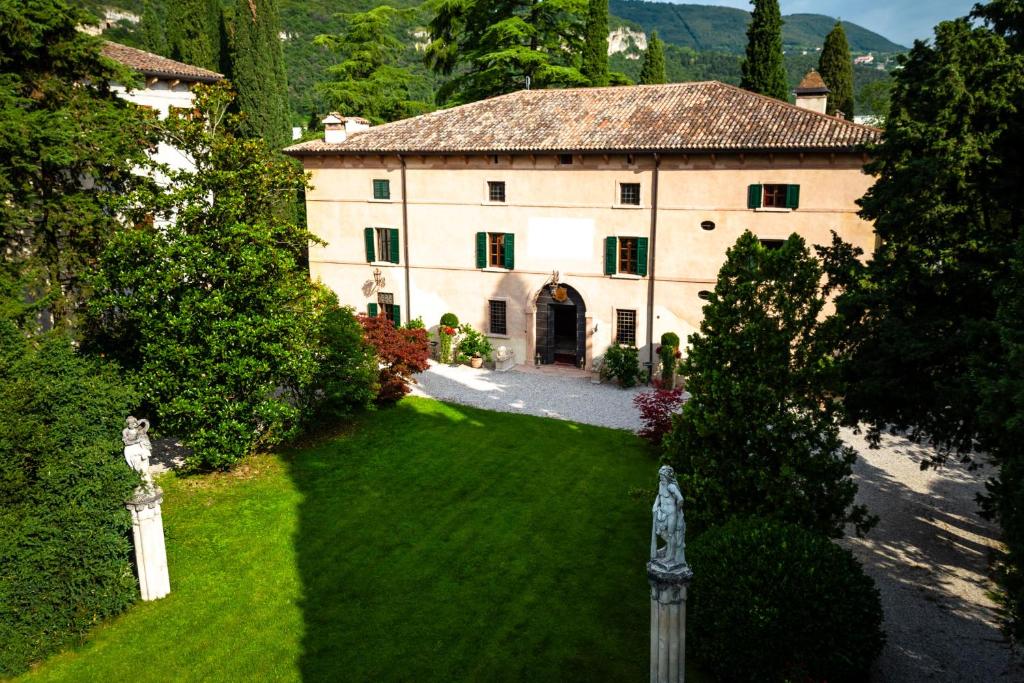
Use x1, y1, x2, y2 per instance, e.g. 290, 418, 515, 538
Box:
608, 1, 905, 53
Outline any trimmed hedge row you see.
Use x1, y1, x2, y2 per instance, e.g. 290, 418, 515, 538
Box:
0, 324, 141, 675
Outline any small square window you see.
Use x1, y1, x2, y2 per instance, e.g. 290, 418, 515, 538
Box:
618, 237, 639, 274
759, 239, 784, 250
761, 184, 787, 208
488, 233, 506, 267
372, 179, 390, 200
559, 154, 574, 165
489, 299, 507, 335
488, 181, 506, 203
620, 183, 641, 206
616, 309, 637, 346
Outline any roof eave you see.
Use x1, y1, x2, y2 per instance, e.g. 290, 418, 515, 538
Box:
284, 144, 876, 158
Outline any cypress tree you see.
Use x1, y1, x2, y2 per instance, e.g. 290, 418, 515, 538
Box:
581, 0, 610, 87
819, 22, 855, 119
638, 30, 666, 84
140, 0, 168, 56
227, 0, 290, 148
167, 0, 220, 71
740, 0, 788, 101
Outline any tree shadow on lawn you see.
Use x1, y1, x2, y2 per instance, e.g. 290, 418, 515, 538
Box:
283, 396, 661, 682
840, 432, 1024, 682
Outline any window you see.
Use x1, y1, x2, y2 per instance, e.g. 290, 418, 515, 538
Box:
372, 178, 390, 200
489, 299, 507, 335
367, 293, 400, 327
616, 309, 637, 346
620, 183, 641, 206
604, 236, 648, 276
700, 220, 716, 231
487, 181, 506, 203
618, 237, 639, 274
364, 227, 399, 263
698, 290, 713, 301
559, 153, 574, 165
488, 233, 505, 267
747, 183, 800, 209
626, 153, 636, 166
476, 232, 515, 269
759, 239, 785, 250
762, 184, 787, 208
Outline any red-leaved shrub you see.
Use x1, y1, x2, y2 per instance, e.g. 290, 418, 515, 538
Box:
634, 388, 685, 445
359, 314, 430, 403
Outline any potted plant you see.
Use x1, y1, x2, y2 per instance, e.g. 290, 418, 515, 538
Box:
456, 323, 493, 368
438, 312, 459, 364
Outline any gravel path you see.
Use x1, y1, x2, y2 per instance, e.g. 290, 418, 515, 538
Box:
413, 362, 1024, 682
409, 361, 649, 430
840, 430, 1023, 682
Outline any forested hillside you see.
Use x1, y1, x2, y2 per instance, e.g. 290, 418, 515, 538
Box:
81, 0, 900, 124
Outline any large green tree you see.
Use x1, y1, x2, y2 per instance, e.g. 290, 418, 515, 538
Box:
425, 0, 589, 104
666, 232, 873, 539
739, 0, 787, 101
819, 22, 854, 119
226, 0, 290, 147
638, 29, 666, 84
824, 0, 1024, 636
139, 0, 169, 55
315, 7, 433, 124
581, 0, 609, 86
0, 0, 157, 333
167, 0, 221, 71
87, 84, 327, 469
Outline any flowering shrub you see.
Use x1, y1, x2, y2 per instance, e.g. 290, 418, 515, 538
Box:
658, 332, 682, 387
456, 323, 493, 362
634, 388, 685, 445
360, 313, 430, 403
438, 313, 459, 363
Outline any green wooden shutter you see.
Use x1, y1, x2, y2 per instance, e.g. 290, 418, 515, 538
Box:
364, 227, 375, 262
373, 179, 390, 200
747, 184, 762, 209
391, 304, 401, 327
389, 228, 400, 263
604, 237, 617, 275
476, 232, 487, 268
637, 237, 649, 277
504, 233, 515, 270
368, 302, 378, 317
785, 184, 800, 209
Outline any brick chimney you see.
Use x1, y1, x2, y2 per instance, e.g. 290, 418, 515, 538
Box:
794, 70, 829, 116
322, 112, 371, 143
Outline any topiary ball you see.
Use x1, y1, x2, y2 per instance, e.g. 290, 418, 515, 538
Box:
440, 312, 459, 327
660, 331, 680, 348
688, 517, 885, 683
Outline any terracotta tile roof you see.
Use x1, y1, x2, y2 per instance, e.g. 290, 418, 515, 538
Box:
101, 42, 223, 83
285, 81, 878, 156
795, 70, 829, 94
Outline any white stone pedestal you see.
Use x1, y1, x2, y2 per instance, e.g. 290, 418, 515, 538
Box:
126, 487, 170, 601
648, 562, 693, 683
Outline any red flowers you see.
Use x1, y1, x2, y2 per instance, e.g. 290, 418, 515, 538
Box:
443, 326, 456, 335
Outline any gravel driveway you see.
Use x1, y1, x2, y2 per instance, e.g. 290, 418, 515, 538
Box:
409, 360, 648, 430
412, 362, 1024, 682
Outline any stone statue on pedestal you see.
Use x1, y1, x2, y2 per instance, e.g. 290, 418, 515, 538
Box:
122, 416, 153, 489
651, 465, 688, 571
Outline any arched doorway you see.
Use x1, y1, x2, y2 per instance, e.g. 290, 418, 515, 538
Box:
534, 283, 587, 366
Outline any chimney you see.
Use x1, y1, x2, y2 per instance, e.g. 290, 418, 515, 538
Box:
322, 112, 345, 143
322, 113, 371, 143
794, 70, 829, 116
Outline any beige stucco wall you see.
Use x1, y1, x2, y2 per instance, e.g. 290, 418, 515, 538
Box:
302, 151, 875, 369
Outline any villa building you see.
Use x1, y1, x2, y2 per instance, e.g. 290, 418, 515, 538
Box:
285, 79, 879, 370
101, 41, 222, 174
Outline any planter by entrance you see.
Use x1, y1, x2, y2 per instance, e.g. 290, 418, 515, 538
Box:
469, 356, 484, 369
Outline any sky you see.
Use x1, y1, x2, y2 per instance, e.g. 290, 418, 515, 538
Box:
682, 1, 979, 47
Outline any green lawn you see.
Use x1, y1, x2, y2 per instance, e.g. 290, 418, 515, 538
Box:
21, 397, 669, 682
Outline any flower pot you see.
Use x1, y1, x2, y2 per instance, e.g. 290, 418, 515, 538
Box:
470, 355, 484, 369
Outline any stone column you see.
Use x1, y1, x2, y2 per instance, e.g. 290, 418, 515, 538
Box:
126, 487, 171, 601
648, 562, 692, 683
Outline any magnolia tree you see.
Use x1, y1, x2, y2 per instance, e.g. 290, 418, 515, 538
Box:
665, 232, 874, 538
88, 83, 374, 469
